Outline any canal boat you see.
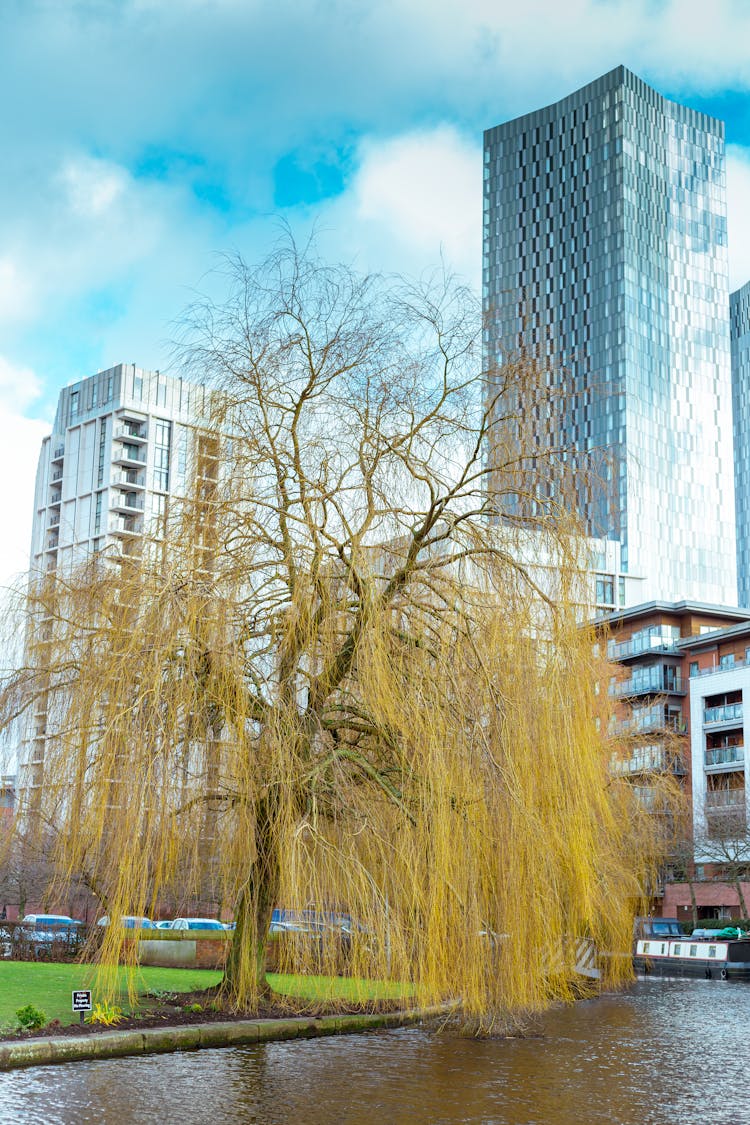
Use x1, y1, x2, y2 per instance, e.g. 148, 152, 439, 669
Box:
634, 934, 750, 979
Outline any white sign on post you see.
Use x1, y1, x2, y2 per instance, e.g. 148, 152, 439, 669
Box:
72, 990, 92, 1024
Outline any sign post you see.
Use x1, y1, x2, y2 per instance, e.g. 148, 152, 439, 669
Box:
72, 989, 92, 1026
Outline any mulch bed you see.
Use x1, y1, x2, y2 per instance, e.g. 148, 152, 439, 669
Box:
0, 987, 409, 1043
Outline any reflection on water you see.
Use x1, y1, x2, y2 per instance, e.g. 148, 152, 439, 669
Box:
2, 980, 749, 1124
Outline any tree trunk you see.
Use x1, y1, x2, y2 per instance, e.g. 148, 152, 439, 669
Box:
687, 880, 698, 930
222, 793, 280, 1007
734, 875, 750, 923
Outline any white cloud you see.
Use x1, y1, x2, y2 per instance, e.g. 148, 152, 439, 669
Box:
60, 156, 128, 218
0, 257, 34, 326
307, 127, 481, 286
727, 146, 750, 293
0, 358, 50, 589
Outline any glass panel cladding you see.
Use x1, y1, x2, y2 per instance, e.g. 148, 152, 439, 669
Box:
153, 420, 171, 491
483, 66, 737, 603
731, 280, 750, 606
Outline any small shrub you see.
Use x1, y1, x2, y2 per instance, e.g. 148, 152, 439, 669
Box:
86, 1002, 124, 1027
16, 1004, 48, 1030
183, 1002, 203, 1013
146, 989, 178, 1003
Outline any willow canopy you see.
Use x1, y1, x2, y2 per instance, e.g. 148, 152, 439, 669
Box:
3, 240, 665, 1030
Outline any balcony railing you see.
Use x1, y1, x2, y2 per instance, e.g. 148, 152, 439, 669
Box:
704, 789, 746, 810
111, 493, 145, 513
112, 469, 145, 489
614, 711, 686, 736
51, 470, 63, 482
608, 634, 680, 660
611, 674, 686, 698
610, 745, 685, 776
705, 745, 745, 768
112, 445, 147, 468
704, 704, 743, 725
51, 445, 65, 461
691, 658, 748, 679
115, 425, 147, 442
109, 516, 143, 537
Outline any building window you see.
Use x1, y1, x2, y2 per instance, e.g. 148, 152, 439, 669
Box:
153, 420, 171, 491
595, 575, 614, 604
720, 653, 736, 669
97, 421, 107, 487
690, 661, 699, 677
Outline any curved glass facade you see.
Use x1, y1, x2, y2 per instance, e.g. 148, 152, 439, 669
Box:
483, 66, 737, 605
732, 280, 750, 606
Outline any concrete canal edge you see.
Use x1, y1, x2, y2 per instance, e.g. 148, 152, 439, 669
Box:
0, 1007, 440, 1071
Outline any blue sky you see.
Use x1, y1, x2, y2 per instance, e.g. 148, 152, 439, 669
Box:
1, 0, 750, 582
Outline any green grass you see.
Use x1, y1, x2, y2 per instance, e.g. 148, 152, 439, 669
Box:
0, 962, 222, 1029
0, 962, 413, 1030
267, 972, 413, 1004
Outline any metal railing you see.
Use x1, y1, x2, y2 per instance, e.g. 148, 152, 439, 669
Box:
611, 674, 685, 698
704, 789, 746, 809
705, 745, 745, 768
704, 704, 743, 725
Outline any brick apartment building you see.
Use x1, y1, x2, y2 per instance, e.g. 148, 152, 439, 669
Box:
599, 601, 750, 924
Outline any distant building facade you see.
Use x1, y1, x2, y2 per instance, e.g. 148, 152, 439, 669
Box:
30, 363, 218, 575
732, 280, 750, 607
22, 364, 223, 807
484, 65, 737, 605
599, 601, 750, 922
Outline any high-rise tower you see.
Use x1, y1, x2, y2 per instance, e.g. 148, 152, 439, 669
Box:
732, 280, 750, 607
30, 363, 218, 576
483, 65, 737, 605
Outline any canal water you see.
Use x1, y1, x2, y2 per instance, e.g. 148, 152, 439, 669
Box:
1, 979, 747, 1124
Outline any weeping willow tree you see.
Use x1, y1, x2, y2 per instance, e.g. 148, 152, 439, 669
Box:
3, 240, 668, 1030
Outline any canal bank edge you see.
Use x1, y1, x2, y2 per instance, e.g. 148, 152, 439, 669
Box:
0, 1008, 440, 1071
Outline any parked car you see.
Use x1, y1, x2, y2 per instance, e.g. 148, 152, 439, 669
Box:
169, 918, 226, 931
155, 920, 175, 930
96, 915, 156, 929
14, 914, 85, 958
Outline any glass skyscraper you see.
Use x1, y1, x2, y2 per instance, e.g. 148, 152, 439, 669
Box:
732, 280, 750, 606
483, 65, 737, 605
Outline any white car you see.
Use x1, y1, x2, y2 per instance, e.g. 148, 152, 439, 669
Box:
96, 915, 155, 929
169, 917, 225, 931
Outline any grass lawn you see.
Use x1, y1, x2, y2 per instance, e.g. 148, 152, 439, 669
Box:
0, 962, 223, 1029
0, 962, 413, 1030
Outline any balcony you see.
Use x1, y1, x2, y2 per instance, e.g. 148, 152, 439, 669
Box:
112, 443, 147, 468
46, 535, 59, 551
608, 633, 680, 662
614, 709, 686, 736
111, 492, 145, 514
115, 424, 147, 443
704, 703, 743, 726
611, 673, 686, 698
51, 445, 64, 462
610, 744, 686, 776
109, 516, 143, 538
705, 789, 746, 810
692, 657, 750, 679
51, 469, 63, 482
705, 745, 745, 769
48, 513, 60, 528
112, 469, 145, 489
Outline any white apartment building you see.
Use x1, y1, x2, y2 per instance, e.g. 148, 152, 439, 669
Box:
30, 363, 218, 575
21, 364, 222, 806
684, 623, 750, 864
